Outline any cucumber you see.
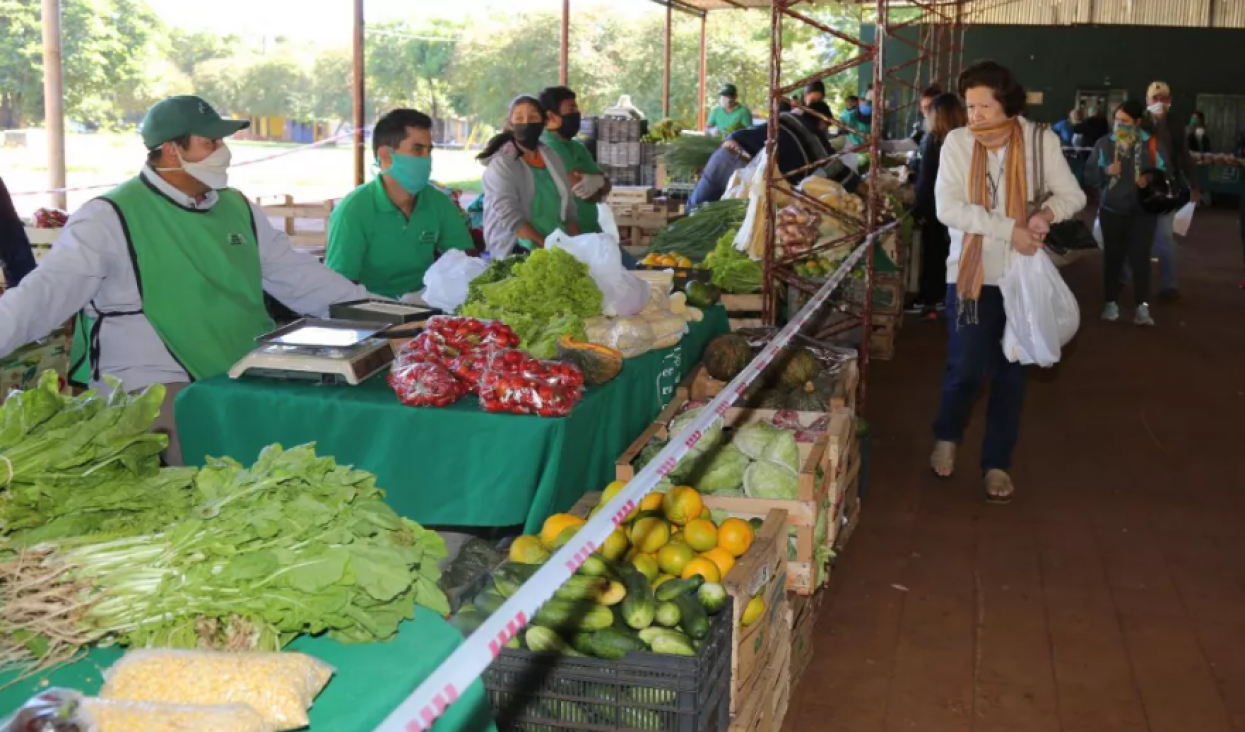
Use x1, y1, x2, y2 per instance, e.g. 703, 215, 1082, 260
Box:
655, 576, 703, 602
492, 562, 540, 597
577, 554, 611, 578
615, 561, 656, 630
652, 631, 697, 657
554, 575, 609, 602
525, 626, 584, 656
574, 627, 648, 660
473, 587, 505, 615
655, 601, 681, 627
533, 599, 614, 632
697, 582, 728, 614
674, 593, 710, 640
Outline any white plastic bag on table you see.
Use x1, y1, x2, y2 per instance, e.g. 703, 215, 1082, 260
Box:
421, 249, 488, 312
546, 230, 649, 317
1172, 201, 1196, 237
1000, 250, 1080, 368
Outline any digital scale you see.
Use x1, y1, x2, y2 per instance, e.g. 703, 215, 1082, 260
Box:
229, 318, 397, 386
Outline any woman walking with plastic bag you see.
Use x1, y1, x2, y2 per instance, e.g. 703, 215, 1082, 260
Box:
930, 60, 1086, 503
1085, 99, 1163, 326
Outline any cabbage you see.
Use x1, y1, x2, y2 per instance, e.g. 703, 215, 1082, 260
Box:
692, 444, 749, 495
670, 408, 724, 453
743, 460, 799, 500
733, 422, 785, 460
758, 431, 800, 473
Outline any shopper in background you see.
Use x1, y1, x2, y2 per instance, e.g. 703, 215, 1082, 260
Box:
1074, 105, 1110, 151
539, 86, 611, 236
839, 95, 872, 147
803, 80, 826, 107
1187, 110, 1211, 153
1144, 80, 1199, 303
911, 93, 966, 320
1053, 108, 1082, 147
911, 84, 943, 146
1085, 99, 1163, 327
930, 60, 1086, 503
0, 176, 37, 289
479, 96, 579, 258
706, 84, 753, 135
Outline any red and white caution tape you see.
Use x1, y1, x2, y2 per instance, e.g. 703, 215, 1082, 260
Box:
373, 220, 899, 732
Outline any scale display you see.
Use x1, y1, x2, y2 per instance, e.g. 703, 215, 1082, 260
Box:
229, 318, 396, 386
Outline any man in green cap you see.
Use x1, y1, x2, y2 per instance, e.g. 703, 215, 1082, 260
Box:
538, 86, 611, 235
706, 84, 753, 136
0, 95, 371, 464
326, 108, 475, 298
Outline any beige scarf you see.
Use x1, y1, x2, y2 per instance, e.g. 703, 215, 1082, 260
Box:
959, 118, 1027, 320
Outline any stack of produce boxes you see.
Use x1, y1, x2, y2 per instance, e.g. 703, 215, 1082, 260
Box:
0, 327, 68, 400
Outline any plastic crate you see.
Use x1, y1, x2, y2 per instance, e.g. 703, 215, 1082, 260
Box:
484, 605, 733, 732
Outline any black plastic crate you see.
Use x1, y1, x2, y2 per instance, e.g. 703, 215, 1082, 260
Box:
485, 605, 732, 732
602, 164, 642, 187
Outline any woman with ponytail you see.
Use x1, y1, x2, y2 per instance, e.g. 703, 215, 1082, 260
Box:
479, 96, 579, 258
929, 60, 1086, 503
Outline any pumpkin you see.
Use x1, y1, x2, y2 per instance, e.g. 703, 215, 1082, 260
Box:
556, 336, 624, 386
785, 381, 826, 412
758, 388, 791, 410
704, 334, 752, 381
777, 349, 819, 388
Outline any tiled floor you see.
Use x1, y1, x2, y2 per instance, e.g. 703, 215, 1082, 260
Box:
783, 208, 1245, 732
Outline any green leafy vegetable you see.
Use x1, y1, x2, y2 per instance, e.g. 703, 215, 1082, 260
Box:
706, 228, 762, 294
647, 199, 747, 258
742, 459, 799, 500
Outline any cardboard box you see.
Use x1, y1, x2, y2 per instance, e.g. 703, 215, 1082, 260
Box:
0, 331, 68, 400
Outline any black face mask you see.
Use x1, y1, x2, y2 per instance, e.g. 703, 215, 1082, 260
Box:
513, 123, 544, 150
556, 112, 582, 140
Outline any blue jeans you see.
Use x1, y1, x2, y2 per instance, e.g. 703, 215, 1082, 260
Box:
1152, 212, 1177, 291
932, 284, 1027, 473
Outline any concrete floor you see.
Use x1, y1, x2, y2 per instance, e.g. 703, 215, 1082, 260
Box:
783, 208, 1245, 732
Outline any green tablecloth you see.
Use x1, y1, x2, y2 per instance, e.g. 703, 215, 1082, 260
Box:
177, 307, 729, 533
0, 607, 496, 732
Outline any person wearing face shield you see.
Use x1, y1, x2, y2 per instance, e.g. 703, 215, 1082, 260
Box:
325, 109, 474, 299
538, 86, 611, 235
0, 95, 372, 465
1143, 81, 1199, 303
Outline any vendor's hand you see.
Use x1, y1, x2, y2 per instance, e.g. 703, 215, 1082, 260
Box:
723, 140, 745, 157
572, 173, 605, 199
1027, 213, 1051, 239
1011, 224, 1043, 256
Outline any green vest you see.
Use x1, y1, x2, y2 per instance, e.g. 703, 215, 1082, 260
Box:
518, 163, 565, 251
70, 177, 274, 383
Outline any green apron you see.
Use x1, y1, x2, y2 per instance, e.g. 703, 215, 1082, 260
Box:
69, 177, 274, 383
518, 163, 564, 251
541, 132, 602, 235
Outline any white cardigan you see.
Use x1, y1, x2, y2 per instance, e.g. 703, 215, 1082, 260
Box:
934, 118, 1086, 286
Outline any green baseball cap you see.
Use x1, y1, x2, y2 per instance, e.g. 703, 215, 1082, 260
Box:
719, 84, 738, 98
140, 96, 250, 150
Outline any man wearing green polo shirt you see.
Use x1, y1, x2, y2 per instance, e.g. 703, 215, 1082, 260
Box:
326, 109, 474, 299
707, 84, 753, 135
538, 86, 611, 235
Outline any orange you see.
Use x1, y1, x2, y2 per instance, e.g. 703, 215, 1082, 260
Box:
509, 535, 551, 565
639, 493, 664, 513
717, 518, 755, 558
600, 528, 630, 561
700, 547, 736, 579
540, 513, 586, 549
601, 481, 639, 521
681, 557, 722, 583
662, 486, 704, 527
629, 517, 670, 554
657, 542, 696, 577
684, 518, 719, 553
668, 531, 686, 546
699, 506, 712, 519
631, 553, 660, 582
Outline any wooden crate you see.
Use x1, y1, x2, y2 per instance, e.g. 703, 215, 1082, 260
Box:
720, 293, 765, 333
833, 468, 863, 554
256, 194, 334, 250
728, 616, 792, 732
871, 313, 899, 361
606, 185, 656, 206
786, 588, 826, 690
615, 396, 857, 595
840, 273, 905, 316
568, 492, 788, 716
678, 359, 859, 414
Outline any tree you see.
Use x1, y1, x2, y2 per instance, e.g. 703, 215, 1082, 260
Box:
166, 28, 240, 76
311, 49, 352, 123
366, 19, 461, 125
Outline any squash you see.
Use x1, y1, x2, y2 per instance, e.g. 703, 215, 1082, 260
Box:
704, 334, 752, 381
776, 348, 819, 387
785, 381, 826, 412
557, 336, 624, 386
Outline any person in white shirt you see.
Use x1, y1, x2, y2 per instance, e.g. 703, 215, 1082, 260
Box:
929, 61, 1087, 503
0, 96, 372, 465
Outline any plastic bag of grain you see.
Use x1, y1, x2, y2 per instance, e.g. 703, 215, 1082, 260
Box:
82, 698, 273, 732
101, 650, 333, 731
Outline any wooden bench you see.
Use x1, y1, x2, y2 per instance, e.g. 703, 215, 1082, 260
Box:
256, 195, 335, 254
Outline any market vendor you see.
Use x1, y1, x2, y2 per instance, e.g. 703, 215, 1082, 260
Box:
0, 175, 37, 289
0, 95, 371, 465
479, 95, 580, 258
838, 94, 873, 147
325, 108, 475, 299
539, 86, 611, 235
706, 84, 753, 135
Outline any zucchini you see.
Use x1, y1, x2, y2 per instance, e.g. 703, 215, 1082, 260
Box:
574, 627, 648, 659
614, 561, 656, 630
554, 575, 608, 602
473, 587, 505, 615
492, 562, 540, 597
674, 593, 710, 640
655, 576, 703, 602
533, 599, 614, 632
655, 601, 681, 628
525, 626, 584, 656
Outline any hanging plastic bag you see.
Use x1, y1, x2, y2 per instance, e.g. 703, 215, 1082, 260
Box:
1092, 216, 1104, 249
421, 250, 489, 312
1000, 250, 1080, 368
546, 230, 650, 317
1172, 201, 1196, 237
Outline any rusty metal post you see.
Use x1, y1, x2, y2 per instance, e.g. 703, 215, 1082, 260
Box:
663, 3, 673, 118
42, 0, 66, 210
560, 0, 570, 85
859, 0, 887, 411
698, 13, 708, 131
955, 0, 967, 79
761, 1, 784, 325
352, 0, 365, 187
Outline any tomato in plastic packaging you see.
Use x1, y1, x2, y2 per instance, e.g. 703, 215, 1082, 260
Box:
388, 361, 467, 408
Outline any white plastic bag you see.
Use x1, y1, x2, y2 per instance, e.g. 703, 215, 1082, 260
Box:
421, 250, 488, 312
1092, 216, 1104, 249
1172, 201, 1195, 237
1000, 250, 1080, 368
546, 230, 649, 318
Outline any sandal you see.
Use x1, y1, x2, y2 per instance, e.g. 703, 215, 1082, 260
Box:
930, 441, 956, 479
984, 469, 1014, 504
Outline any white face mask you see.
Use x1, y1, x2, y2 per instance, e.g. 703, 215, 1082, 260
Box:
160, 144, 232, 189
1147, 102, 1167, 117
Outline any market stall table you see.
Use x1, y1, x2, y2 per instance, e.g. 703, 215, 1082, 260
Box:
177, 306, 730, 533
0, 607, 496, 731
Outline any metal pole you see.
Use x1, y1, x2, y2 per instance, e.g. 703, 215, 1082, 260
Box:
762, 1, 783, 325
698, 13, 708, 131
861, 0, 886, 411
560, 0, 570, 85
41, 0, 66, 210
663, 3, 673, 118
352, 0, 365, 187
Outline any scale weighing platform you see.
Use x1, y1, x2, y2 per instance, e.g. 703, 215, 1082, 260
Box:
229, 318, 397, 386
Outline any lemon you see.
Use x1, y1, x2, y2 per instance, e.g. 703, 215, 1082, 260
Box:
509, 535, 551, 565
741, 595, 767, 627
